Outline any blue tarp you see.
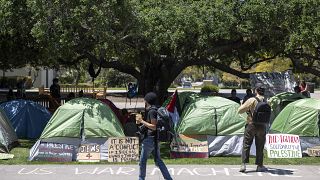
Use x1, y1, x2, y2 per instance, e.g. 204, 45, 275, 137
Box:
0, 100, 51, 139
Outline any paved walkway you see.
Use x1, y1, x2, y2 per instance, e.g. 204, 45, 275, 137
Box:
1, 165, 319, 180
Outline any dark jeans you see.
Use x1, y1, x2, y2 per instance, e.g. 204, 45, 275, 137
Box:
139, 136, 172, 180
242, 123, 266, 166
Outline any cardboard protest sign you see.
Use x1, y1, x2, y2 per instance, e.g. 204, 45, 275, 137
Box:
307, 146, 320, 157
170, 134, 208, 158
77, 144, 101, 162
34, 142, 75, 162
107, 137, 139, 162
266, 134, 302, 158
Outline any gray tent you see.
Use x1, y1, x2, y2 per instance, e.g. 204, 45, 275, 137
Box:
0, 109, 18, 153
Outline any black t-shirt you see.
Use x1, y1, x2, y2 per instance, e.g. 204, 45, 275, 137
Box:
50, 84, 61, 98
228, 97, 241, 104
146, 106, 158, 137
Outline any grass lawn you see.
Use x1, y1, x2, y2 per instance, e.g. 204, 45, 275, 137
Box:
1, 140, 319, 165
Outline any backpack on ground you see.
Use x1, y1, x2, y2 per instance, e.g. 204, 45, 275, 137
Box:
251, 97, 271, 124
155, 107, 175, 142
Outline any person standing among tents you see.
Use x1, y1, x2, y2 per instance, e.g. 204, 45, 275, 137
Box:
299, 81, 310, 98
228, 89, 241, 104
16, 78, 27, 98
6, 88, 15, 101
238, 83, 268, 173
242, 88, 254, 104
78, 90, 84, 97
135, 92, 172, 180
50, 78, 61, 101
49, 78, 61, 110
294, 85, 301, 94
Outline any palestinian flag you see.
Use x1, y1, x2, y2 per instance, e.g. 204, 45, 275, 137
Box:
166, 90, 180, 127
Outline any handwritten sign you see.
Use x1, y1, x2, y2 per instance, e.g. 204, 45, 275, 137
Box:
266, 134, 302, 158
35, 142, 75, 162
170, 134, 208, 158
107, 137, 139, 162
307, 146, 320, 157
77, 144, 101, 162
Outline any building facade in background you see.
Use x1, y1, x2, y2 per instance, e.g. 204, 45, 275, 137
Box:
0, 67, 57, 88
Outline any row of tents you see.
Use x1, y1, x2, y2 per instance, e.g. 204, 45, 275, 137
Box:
0, 98, 126, 154
1, 91, 320, 160
173, 92, 320, 155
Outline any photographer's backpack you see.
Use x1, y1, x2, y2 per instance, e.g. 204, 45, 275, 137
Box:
251, 97, 271, 124
155, 107, 175, 142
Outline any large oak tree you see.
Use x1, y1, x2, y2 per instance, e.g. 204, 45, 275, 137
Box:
1, 0, 319, 100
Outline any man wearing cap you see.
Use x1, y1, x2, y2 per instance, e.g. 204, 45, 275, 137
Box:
135, 92, 172, 180
238, 83, 268, 173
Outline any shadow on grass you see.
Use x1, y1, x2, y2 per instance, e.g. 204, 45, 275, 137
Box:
18, 139, 37, 149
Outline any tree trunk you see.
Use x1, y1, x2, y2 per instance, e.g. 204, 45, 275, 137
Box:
136, 60, 174, 105
74, 69, 81, 85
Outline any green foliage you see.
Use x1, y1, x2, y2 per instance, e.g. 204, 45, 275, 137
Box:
0, 0, 41, 70
255, 58, 292, 73
200, 85, 219, 93
106, 69, 136, 88
1, 0, 320, 98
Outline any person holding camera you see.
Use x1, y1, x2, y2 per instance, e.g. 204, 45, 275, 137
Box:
135, 92, 172, 180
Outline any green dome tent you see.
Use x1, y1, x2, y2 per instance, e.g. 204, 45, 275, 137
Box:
30, 98, 125, 161
270, 98, 320, 151
174, 95, 255, 156
271, 98, 320, 137
0, 109, 18, 153
176, 96, 246, 135
41, 98, 124, 139
268, 92, 305, 122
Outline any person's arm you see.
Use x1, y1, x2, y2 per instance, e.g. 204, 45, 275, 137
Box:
136, 112, 157, 130
238, 98, 253, 114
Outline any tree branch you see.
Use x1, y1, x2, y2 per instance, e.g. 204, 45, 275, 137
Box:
289, 55, 320, 77
176, 57, 250, 79
84, 51, 141, 80
240, 55, 278, 71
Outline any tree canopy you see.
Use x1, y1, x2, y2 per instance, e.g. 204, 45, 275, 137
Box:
1, 0, 320, 99
0, 0, 40, 70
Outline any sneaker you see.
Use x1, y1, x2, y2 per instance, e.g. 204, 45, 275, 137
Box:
256, 165, 267, 172
239, 163, 246, 172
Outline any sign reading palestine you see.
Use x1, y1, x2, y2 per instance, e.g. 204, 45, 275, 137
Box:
266, 134, 302, 158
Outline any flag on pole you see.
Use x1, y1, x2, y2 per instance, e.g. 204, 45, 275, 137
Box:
166, 90, 180, 127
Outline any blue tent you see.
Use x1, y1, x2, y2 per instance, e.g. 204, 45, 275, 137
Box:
0, 100, 51, 139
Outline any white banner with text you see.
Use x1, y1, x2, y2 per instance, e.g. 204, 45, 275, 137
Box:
266, 134, 302, 158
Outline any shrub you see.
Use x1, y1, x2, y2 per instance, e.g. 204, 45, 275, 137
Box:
201, 85, 219, 93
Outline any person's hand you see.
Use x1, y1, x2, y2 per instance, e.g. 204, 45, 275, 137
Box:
135, 113, 143, 124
